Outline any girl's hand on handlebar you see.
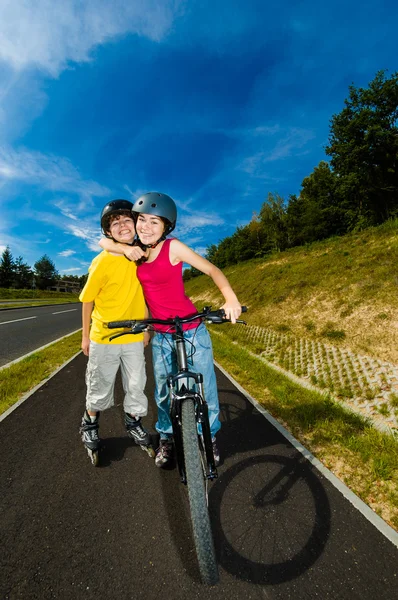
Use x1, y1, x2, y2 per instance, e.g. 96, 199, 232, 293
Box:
221, 301, 242, 324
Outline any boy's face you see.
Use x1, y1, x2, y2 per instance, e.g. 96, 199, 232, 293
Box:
107, 213, 136, 244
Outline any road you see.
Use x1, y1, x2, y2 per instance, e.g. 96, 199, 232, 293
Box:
0, 349, 397, 599
0, 303, 81, 367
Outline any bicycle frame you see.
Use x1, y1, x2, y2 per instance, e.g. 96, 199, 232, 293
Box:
166, 316, 216, 483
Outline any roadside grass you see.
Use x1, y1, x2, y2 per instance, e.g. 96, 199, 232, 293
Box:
0, 288, 79, 309
0, 331, 82, 416
0, 299, 79, 309
210, 330, 398, 531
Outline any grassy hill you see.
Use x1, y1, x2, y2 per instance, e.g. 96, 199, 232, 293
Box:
185, 218, 398, 366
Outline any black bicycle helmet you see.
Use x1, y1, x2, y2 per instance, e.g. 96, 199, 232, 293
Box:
132, 192, 177, 235
100, 199, 133, 235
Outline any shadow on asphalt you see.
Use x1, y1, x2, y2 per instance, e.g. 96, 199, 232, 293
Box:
207, 389, 331, 584
96, 434, 158, 467
209, 453, 331, 584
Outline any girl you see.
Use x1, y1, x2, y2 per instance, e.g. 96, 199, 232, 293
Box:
100, 192, 242, 467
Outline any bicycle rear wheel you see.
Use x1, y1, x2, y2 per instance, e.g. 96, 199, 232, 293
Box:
181, 397, 219, 585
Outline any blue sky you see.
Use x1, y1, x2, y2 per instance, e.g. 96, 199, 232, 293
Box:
0, 0, 397, 276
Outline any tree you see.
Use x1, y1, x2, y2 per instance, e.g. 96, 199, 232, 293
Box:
293, 161, 345, 242
258, 193, 288, 252
34, 255, 59, 290
14, 256, 33, 289
0, 246, 15, 288
326, 70, 398, 228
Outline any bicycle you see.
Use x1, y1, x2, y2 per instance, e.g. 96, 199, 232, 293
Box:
107, 306, 247, 585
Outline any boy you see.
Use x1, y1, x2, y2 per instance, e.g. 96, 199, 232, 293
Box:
79, 199, 153, 465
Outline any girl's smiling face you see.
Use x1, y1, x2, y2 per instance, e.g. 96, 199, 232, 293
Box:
136, 213, 165, 246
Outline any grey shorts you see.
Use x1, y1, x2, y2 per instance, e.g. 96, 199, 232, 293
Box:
85, 341, 148, 415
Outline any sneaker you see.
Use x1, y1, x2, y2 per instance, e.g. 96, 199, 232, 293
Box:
212, 436, 220, 466
125, 413, 150, 446
155, 439, 173, 468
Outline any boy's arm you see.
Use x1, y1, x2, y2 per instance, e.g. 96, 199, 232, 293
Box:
99, 237, 148, 262
81, 301, 94, 356
170, 240, 242, 323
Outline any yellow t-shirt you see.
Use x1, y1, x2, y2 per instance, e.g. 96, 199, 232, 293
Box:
79, 251, 145, 344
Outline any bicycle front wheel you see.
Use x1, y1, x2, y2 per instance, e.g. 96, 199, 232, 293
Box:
181, 397, 219, 585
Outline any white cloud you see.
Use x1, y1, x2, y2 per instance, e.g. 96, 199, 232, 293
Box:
0, 145, 110, 198
239, 127, 315, 176
61, 267, 82, 273
58, 250, 76, 257
0, 0, 185, 76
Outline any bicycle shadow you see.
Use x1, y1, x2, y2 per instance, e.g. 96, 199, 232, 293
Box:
209, 452, 331, 584
216, 388, 286, 461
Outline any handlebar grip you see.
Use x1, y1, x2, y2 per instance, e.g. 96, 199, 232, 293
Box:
107, 321, 133, 329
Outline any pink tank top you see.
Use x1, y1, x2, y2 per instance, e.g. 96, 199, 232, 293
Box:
137, 238, 199, 332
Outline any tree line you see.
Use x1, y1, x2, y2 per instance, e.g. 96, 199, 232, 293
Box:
184, 70, 398, 276
2, 71, 397, 286
0, 247, 87, 291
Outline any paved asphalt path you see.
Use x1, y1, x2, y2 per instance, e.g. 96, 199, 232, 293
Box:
1, 350, 397, 600
0, 304, 81, 367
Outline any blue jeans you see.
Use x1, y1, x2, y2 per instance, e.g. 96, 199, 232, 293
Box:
151, 323, 221, 439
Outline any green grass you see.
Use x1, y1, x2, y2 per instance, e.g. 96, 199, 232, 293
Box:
0, 331, 82, 415
0, 288, 79, 309
185, 218, 398, 365
0, 288, 80, 299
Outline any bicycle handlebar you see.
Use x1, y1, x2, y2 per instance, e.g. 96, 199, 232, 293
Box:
106, 306, 247, 338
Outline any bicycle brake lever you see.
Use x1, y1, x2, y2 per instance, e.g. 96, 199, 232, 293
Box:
109, 331, 131, 341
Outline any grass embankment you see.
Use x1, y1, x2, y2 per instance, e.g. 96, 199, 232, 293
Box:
0, 331, 82, 416
0, 288, 79, 308
186, 218, 398, 364
185, 219, 398, 530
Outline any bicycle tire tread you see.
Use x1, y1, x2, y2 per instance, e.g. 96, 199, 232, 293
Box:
181, 397, 219, 585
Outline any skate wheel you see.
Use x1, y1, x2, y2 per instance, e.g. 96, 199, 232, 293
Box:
88, 448, 100, 467
143, 446, 155, 458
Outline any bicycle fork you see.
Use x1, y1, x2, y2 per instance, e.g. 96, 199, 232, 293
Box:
168, 372, 218, 484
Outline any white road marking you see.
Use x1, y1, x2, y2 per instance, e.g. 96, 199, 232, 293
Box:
52, 309, 78, 315
0, 316, 37, 325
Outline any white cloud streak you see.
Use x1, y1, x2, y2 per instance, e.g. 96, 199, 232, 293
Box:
0, 145, 110, 198
0, 0, 185, 76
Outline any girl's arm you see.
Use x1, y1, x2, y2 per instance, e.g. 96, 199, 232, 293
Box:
99, 237, 147, 262
170, 239, 242, 323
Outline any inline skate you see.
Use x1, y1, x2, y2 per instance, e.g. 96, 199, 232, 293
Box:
125, 413, 155, 458
80, 411, 100, 466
